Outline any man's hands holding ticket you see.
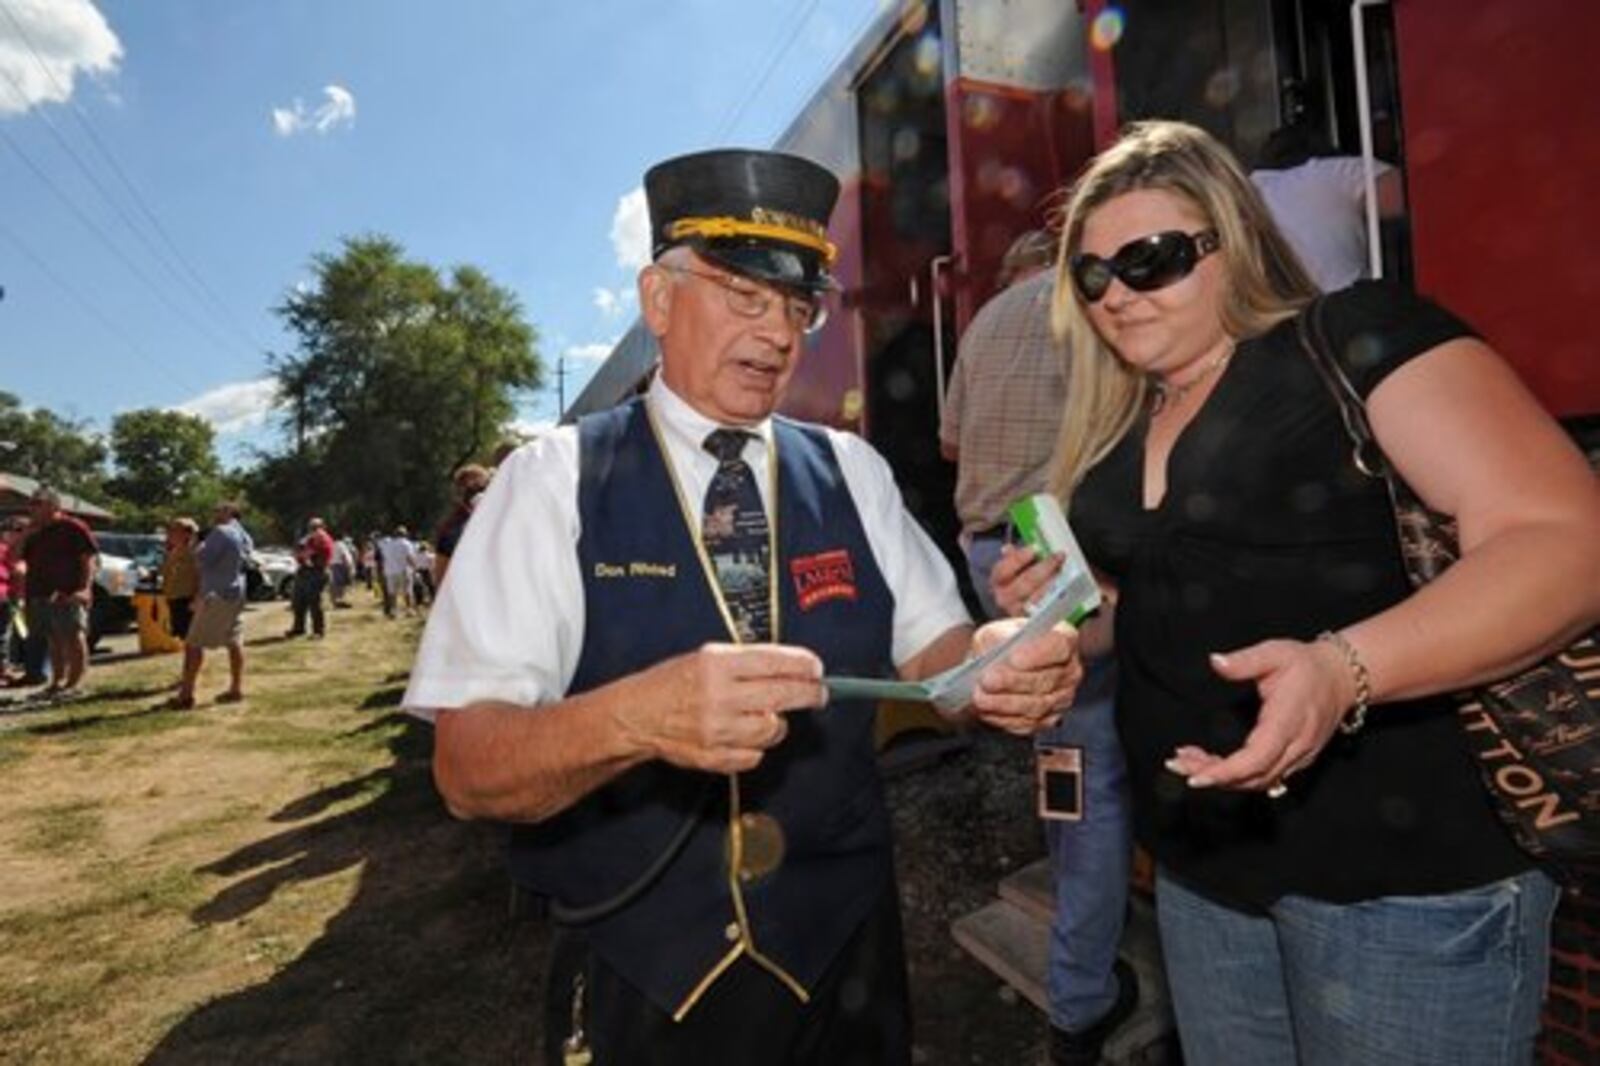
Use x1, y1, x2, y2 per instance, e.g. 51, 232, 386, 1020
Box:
627, 623, 1082, 775
966, 615, 1083, 735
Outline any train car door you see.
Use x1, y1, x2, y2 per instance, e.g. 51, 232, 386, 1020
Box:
852, 4, 966, 579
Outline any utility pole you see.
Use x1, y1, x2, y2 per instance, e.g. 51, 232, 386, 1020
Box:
556, 356, 567, 417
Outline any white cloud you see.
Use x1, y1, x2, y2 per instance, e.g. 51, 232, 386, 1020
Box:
506, 418, 554, 440
563, 341, 616, 364
271, 83, 356, 137
610, 187, 651, 272
592, 285, 635, 317
0, 0, 122, 115
172, 378, 280, 434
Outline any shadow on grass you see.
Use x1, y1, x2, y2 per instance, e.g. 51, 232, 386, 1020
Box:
73, 683, 173, 706
358, 685, 405, 710
142, 714, 548, 1066
243, 635, 296, 649
22, 704, 182, 738
0, 694, 64, 719
1, 684, 171, 726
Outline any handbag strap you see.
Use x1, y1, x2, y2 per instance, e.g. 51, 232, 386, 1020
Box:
1293, 296, 1388, 480
1293, 293, 1465, 587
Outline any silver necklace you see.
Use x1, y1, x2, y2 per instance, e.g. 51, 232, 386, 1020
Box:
1151, 346, 1233, 414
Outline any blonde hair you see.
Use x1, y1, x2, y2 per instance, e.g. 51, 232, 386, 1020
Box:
453, 464, 491, 493
1047, 121, 1319, 495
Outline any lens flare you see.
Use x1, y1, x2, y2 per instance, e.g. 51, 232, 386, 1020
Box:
1204, 67, 1240, 108
962, 92, 1001, 131
1090, 6, 1125, 52
913, 34, 941, 78
893, 127, 922, 162
841, 388, 864, 424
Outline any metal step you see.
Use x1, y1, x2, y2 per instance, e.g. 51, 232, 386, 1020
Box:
952, 866, 1179, 1064
952, 897, 1053, 1013
998, 857, 1055, 925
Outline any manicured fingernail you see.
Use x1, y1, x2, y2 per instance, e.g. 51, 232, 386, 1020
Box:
1209, 653, 1228, 668
1164, 758, 1183, 773
1188, 776, 1213, 788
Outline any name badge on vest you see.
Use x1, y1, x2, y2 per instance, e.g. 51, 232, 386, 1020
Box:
790, 548, 857, 611
592, 561, 679, 579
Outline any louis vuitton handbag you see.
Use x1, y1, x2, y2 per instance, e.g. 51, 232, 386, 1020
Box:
1296, 296, 1600, 878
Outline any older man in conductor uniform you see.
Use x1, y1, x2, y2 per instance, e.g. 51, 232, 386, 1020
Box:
404, 148, 1083, 1065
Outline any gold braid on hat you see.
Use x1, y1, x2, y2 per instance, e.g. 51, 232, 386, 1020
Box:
666, 214, 837, 265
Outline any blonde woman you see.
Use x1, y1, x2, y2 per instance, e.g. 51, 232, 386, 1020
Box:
993, 121, 1600, 1064
161, 517, 200, 641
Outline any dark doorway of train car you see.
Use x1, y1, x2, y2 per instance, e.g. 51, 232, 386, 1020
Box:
852, 5, 971, 606
1267, 0, 1412, 284
1109, 0, 1412, 285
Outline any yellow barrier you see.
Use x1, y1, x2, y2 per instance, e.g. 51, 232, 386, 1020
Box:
134, 593, 184, 655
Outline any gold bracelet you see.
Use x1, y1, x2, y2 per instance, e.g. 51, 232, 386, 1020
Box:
1317, 630, 1371, 734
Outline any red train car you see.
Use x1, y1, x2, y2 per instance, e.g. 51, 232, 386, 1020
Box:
572, 0, 1598, 567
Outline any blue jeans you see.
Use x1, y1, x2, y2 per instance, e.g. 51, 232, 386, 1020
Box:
1156, 867, 1558, 1065
963, 532, 1006, 622
1036, 659, 1130, 1031
289, 567, 328, 636
969, 532, 1134, 1030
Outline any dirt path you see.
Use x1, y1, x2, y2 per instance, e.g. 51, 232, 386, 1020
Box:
0, 595, 1044, 1064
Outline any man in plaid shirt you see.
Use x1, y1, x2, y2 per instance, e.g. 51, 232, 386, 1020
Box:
939, 228, 1140, 1065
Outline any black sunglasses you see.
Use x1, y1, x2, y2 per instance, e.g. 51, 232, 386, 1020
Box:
1070, 229, 1220, 303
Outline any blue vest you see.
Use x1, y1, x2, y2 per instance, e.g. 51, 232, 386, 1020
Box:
508, 399, 898, 1015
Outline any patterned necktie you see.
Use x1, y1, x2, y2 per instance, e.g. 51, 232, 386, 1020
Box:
701, 428, 772, 643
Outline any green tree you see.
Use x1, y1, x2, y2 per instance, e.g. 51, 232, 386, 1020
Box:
0, 390, 107, 496
105, 408, 222, 519
263, 235, 541, 534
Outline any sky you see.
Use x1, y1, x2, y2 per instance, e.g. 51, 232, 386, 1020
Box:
0, 0, 884, 464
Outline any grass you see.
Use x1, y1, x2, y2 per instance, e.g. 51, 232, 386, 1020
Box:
0, 590, 1053, 1065
17, 799, 106, 854
0, 594, 542, 1065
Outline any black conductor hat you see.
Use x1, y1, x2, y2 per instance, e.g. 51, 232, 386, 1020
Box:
644, 148, 840, 292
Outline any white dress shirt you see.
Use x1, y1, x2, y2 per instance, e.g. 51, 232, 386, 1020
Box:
1251, 156, 1392, 293
404, 376, 970, 718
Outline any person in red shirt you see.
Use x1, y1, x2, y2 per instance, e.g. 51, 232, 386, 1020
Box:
20, 487, 98, 698
285, 516, 335, 639
0, 515, 24, 684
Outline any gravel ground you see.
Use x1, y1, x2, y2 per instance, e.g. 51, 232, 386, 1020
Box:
889, 727, 1047, 1065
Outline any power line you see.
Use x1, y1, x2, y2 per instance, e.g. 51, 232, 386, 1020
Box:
0, 215, 205, 395
0, 0, 266, 354
0, 116, 249, 364
0, 62, 244, 357
774, 1, 890, 149
711, 0, 826, 144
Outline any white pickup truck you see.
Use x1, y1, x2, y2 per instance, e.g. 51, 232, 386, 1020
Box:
89, 550, 139, 648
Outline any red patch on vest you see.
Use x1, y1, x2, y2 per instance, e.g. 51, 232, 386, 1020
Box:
790, 549, 857, 611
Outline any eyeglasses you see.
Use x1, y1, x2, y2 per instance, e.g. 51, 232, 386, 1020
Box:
1069, 229, 1220, 303
659, 264, 828, 334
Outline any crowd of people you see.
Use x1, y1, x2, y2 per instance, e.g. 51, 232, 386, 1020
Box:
0, 464, 494, 708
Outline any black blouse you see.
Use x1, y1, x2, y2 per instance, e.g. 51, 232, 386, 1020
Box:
1071, 281, 1531, 909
